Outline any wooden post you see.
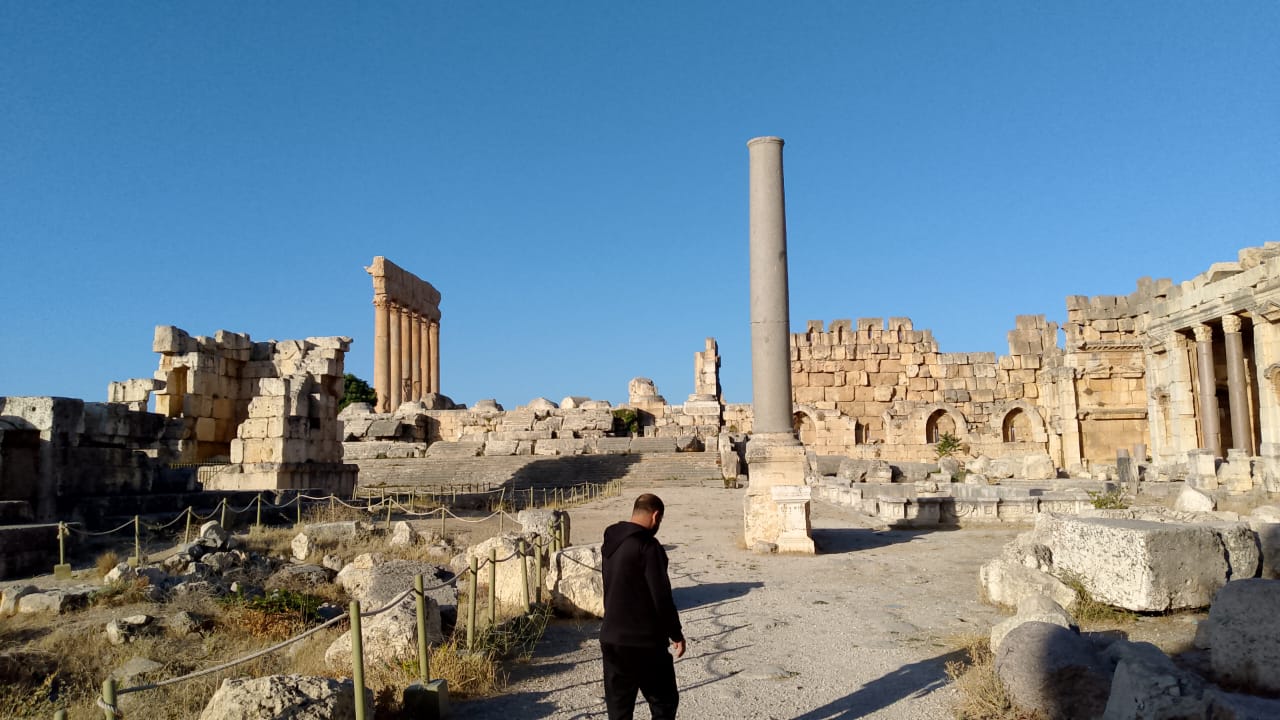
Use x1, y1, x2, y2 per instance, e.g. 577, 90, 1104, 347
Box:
440, 507, 446, 537
255, 493, 263, 529
183, 506, 192, 544
220, 498, 228, 528
330, 494, 336, 521
296, 496, 303, 526
415, 574, 430, 683
487, 548, 497, 627
101, 678, 117, 720
385, 497, 393, 529
131, 515, 141, 567
350, 600, 367, 720
520, 540, 530, 612
467, 557, 478, 652
535, 539, 544, 604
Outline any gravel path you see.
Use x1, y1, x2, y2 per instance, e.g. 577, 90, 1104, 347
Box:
456, 481, 1019, 719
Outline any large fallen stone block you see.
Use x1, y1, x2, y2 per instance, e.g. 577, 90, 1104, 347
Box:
198, 674, 371, 720
995, 622, 1110, 720
335, 554, 456, 611
979, 557, 1078, 613
291, 521, 372, 561
1206, 578, 1280, 695
990, 594, 1075, 654
546, 544, 604, 618
463, 534, 537, 609
325, 593, 442, 670
1046, 515, 1230, 611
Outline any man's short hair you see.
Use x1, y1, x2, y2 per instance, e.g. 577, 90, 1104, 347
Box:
633, 493, 665, 516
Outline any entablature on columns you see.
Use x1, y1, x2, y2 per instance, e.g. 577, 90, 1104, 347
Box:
366, 256, 442, 321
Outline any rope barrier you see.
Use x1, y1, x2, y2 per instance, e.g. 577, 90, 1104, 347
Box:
64, 519, 135, 537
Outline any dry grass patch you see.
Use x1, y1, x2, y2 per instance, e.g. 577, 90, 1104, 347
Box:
95, 549, 122, 577
945, 634, 1043, 720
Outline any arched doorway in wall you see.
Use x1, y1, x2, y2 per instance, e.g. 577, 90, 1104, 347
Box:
793, 411, 817, 446
925, 409, 956, 443
1002, 408, 1032, 443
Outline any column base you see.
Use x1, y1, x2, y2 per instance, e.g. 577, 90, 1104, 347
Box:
53, 563, 72, 579
743, 441, 813, 554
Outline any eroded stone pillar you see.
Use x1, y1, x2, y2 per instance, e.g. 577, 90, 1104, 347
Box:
409, 312, 422, 401
374, 297, 391, 412
399, 309, 413, 403
743, 136, 813, 555
389, 304, 403, 411
429, 321, 440, 394
1222, 314, 1253, 453
1194, 324, 1221, 457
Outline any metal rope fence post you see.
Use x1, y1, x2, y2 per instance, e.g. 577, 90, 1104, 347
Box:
255, 493, 263, 529
130, 515, 141, 567
296, 495, 303, 527
439, 507, 446, 538
535, 538, 544, 604
183, 506, 192, 545
220, 498, 228, 528
101, 677, 117, 720
487, 548, 497, 627
385, 497, 393, 530
466, 558, 478, 652
349, 600, 367, 720
520, 540, 530, 612
414, 574, 429, 683
330, 494, 336, 521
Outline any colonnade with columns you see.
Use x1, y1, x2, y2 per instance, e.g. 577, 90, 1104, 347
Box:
365, 256, 442, 414
372, 298, 439, 412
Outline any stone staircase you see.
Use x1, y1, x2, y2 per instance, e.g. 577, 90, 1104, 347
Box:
353, 451, 722, 491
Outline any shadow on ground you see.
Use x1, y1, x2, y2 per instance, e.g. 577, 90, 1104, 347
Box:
810, 527, 947, 554
790, 648, 966, 720
673, 581, 763, 611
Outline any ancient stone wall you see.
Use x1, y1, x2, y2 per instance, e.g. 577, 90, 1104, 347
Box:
787, 316, 1062, 464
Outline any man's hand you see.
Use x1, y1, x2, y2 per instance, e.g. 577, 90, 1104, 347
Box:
672, 639, 686, 659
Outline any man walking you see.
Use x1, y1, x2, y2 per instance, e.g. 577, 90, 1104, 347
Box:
601, 493, 686, 719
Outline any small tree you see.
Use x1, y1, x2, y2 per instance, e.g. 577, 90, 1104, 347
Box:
935, 432, 963, 459
339, 373, 378, 411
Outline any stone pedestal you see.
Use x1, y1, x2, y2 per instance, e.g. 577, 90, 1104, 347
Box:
743, 436, 810, 551
1189, 449, 1219, 490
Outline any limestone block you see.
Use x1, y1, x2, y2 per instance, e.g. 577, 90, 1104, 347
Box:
465, 534, 537, 608
546, 544, 604, 618
979, 557, 1078, 612
1206, 578, 1280, 695
517, 509, 570, 544
153, 325, 192, 354
1249, 520, 1280, 579
291, 522, 371, 561
1100, 640, 1206, 720
995, 622, 1110, 720
198, 675, 371, 720
0, 584, 37, 615
1021, 454, 1057, 481
1047, 515, 1230, 611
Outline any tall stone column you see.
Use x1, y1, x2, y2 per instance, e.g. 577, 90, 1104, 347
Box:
429, 321, 440, 394
409, 312, 421, 401
1222, 314, 1253, 453
388, 304, 403, 411
743, 136, 813, 555
399, 309, 413, 403
419, 318, 431, 399
373, 297, 391, 412
1194, 324, 1221, 457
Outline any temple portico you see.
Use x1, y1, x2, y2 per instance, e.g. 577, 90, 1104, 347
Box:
366, 257, 442, 412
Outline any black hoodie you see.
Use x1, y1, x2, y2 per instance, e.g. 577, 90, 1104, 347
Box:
600, 520, 684, 647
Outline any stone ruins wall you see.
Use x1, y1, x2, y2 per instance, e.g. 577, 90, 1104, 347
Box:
787, 316, 1061, 465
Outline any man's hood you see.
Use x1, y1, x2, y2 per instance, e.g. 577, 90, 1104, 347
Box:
602, 520, 651, 559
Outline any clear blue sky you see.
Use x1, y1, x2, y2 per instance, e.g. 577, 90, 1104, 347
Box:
2, 2, 1277, 409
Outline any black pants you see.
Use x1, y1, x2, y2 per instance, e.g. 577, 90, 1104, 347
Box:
601, 641, 679, 720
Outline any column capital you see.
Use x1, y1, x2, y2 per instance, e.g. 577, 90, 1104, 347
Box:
373, 295, 390, 309
1221, 314, 1242, 334
1192, 324, 1214, 343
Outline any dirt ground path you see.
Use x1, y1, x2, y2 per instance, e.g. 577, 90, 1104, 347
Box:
456, 481, 1019, 720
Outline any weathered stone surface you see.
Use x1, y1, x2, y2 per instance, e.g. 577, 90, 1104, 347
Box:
979, 557, 1078, 612
291, 521, 371, 561
111, 656, 165, 685
1201, 687, 1280, 720
0, 584, 37, 615
199, 521, 232, 550
17, 586, 95, 615
465, 534, 536, 608
325, 592, 443, 670
335, 554, 456, 611
1046, 514, 1229, 611
1174, 485, 1215, 512
264, 564, 332, 592
517, 509, 569, 544
995, 622, 1110, 720
106, 614, 156, 645
164, 610, 206, 636
1250, 519, 1280, 579
990, 594, 1074, 654
1206, 578, 1280, 695
389, 521, 419, 547
1215, 523, 1261, 580
1021, 453, 1056, 480
198, 675, 371, 720
1100, 640, 1206, 720
546, 544, 603, 618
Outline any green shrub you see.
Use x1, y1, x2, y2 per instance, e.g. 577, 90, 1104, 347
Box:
612, 409, 640, 436
1087, 489, 1129, 509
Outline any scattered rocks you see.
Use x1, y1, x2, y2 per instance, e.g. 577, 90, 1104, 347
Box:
199, 521, 232, 551
290, 521, 372, 561
389, 520, 419, 547
106, 614, 156, 645
0, 584, 37, 615
111, 656, 165, 685
163, 610, 207, 636
264, 564, 333, 593
198, 674, 371, 720
16, 586, 96, 615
